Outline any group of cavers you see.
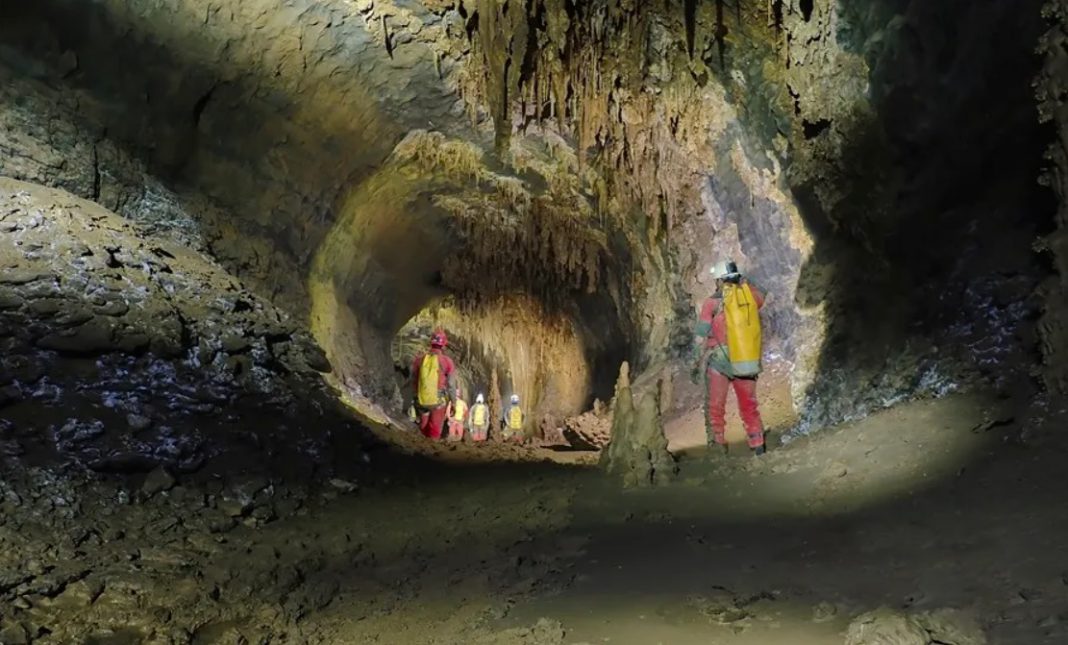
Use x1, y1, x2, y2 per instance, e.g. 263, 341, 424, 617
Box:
404, 259, 770, 456
406, 331, 526, 443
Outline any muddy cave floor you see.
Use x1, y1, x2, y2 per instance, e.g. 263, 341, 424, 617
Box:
4, 391, 1068, 645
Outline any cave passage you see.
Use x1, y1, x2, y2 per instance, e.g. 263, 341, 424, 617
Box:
0, 0, 1066, 643
304, 129, 639, 427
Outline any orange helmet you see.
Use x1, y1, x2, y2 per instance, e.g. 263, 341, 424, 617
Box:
430, 330, 448, 349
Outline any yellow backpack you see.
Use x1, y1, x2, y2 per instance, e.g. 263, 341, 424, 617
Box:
722, 282, 762, 377
471, 403, 488, 427
417, 354, 445, 407
507, 405, 523, 430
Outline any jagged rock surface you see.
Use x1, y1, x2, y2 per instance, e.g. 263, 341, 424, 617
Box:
0, 178, 372, 479
561, 401, 612, 451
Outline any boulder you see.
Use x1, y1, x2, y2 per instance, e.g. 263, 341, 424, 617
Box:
141, 467, 176, 497
36, 318, 115, 354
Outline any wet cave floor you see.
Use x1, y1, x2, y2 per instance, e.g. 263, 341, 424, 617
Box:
4, 390, 1067, 645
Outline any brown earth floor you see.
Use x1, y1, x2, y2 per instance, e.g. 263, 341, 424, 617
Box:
4, 390, 1066, 644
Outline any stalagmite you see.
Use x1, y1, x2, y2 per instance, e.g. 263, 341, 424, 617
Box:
489, 366, 503, 440
600, 362, 677, 487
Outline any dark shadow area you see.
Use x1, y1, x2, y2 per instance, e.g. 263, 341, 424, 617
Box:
789, 0, 1055, 431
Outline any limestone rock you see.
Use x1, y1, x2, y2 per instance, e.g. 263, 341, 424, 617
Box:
914, 609, 986, 645
126, 414, 153, 432
0, 290, 24, 310
844, 608, 930, 645
0, 178, 354, 474
0, 622, 31, 645
561, 402, 611, 450
218, 498, 250, 518
36, 318, 115, 354
845, 607, 987, 645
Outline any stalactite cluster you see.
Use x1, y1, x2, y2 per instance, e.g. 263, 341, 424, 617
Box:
391, 129, 486, 182
435, 182, 607, 300
451, 0, 714, 236
395, 294, 592, 417
388, 128, 610, 302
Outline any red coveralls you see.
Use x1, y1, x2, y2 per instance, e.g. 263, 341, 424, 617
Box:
411, 349, 456, 440
698, 285, 766, 449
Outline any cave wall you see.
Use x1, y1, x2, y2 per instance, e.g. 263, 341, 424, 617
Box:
0, 178, 372, 480
1038, 0, 1068, 395
0, 0, 464, 311
780, 0, 1050, 429
1, 1, 661, 424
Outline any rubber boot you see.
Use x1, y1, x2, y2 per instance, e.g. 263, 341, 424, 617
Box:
753, 445, 766, 456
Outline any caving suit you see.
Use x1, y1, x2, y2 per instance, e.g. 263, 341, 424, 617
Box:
411, 349, 457, 440
447, 398, 467, 441
695, 282, 766, 449
502, 404, 524, 442
469, 403, 490, 442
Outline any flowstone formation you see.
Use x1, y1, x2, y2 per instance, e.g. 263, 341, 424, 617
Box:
600, 363, 676, 488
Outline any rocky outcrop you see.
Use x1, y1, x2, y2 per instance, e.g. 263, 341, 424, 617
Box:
0, 178, 372, 478
845, 607, 986, 645
561, 401, 612, 451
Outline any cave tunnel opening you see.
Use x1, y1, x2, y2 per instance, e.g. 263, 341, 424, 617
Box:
391, 289, 631, 417
309, 160, 642, 434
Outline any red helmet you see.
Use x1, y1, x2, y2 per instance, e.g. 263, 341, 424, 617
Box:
430, 330, 448, 349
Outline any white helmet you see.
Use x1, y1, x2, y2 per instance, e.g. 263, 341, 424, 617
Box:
476, 393, 485, 404
710, 260, 741, 280
510, 394, 520, 404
